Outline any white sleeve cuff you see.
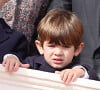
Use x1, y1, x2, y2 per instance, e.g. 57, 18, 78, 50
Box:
72, 65, 89, 79
3, 54, 19, 61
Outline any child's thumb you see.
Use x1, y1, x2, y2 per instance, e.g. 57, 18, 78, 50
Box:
20, 64, 30, 68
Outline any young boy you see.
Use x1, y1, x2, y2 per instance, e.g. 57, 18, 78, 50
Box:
0, 18, 28, 72
5, 9, 99, 83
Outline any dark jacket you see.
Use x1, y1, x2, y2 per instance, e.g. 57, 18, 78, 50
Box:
0, 18, 28, 63
23, 55, 99, 80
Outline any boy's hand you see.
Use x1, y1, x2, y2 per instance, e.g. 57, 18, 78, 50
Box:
2, 55, 21, 72
2, 55, 29, 73
55, 68, 85, 84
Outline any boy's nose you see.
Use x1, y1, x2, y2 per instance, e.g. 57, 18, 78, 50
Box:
54, 47, 63, 56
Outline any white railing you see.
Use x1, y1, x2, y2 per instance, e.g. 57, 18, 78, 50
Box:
0, 64, 100, 90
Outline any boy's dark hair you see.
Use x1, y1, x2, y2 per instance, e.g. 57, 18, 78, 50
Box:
37, 9, 83, 49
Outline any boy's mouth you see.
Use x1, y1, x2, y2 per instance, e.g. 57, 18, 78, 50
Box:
53, 59, 63, 64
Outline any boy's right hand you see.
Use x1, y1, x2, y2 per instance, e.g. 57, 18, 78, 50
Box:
2, 55, 30, 73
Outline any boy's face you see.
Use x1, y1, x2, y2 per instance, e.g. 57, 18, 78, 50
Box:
35, 40, 84, 69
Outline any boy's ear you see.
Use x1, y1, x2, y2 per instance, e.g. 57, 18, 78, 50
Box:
35, 40, 44, 55
74, 42, 84, 56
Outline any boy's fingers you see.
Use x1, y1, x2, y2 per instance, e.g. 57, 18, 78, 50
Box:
20, 64, 30, 68
14, 63, 20, 71
55, 71, 61, 74
2, 59, 7, 66
5, 61, 10, 72
62, 71, 68, 82
71, 74, 78, 82
66, 73, 73, 84
8, 61, 16, 72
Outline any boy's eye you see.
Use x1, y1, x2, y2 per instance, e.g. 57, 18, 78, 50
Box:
63, 45, 70, 48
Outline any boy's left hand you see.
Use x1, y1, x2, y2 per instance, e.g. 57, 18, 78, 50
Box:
55, 68, 85, 84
